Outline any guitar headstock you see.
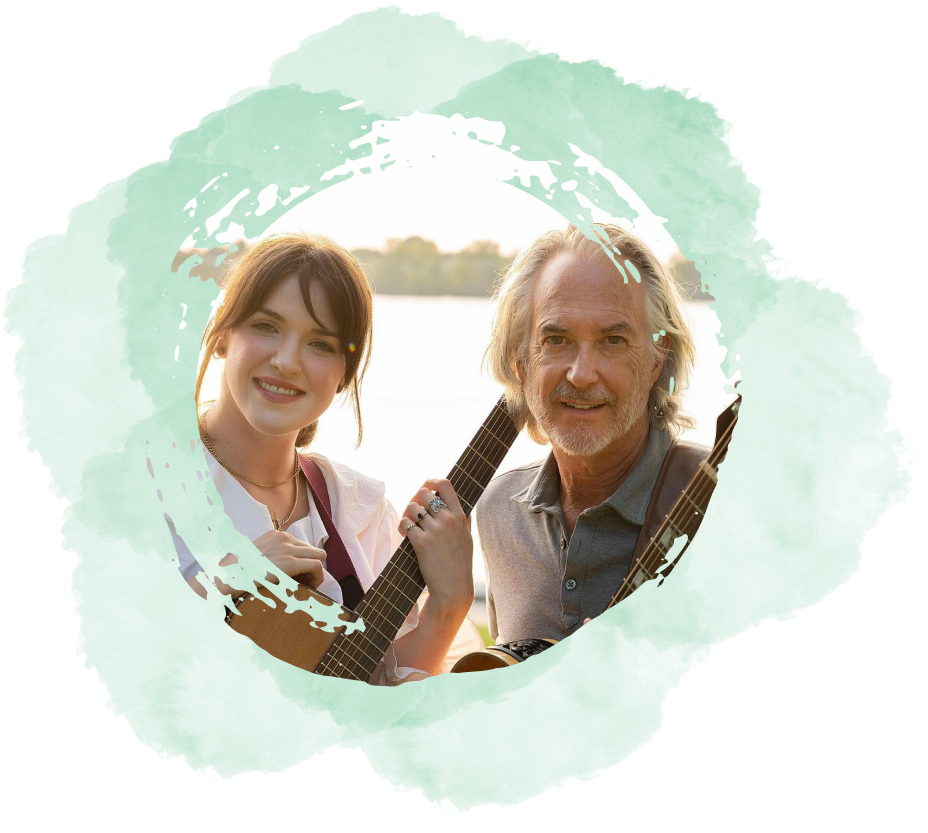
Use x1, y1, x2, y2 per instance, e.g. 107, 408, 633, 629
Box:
712, 395, 742, 464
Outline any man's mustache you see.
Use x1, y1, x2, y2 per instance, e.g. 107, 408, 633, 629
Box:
548, 385, 618, 409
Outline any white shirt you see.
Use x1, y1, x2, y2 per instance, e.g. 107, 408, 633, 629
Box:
171, 449, 483, 681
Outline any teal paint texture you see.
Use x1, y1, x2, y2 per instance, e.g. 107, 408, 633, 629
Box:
4, 7, 905, 809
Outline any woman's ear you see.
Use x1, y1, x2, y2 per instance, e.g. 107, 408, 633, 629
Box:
214, 334, 227, 358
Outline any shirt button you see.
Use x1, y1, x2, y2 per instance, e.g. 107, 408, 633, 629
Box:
565, 578, 577, 591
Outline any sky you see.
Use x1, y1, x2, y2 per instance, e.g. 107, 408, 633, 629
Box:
268, 163, 566, 253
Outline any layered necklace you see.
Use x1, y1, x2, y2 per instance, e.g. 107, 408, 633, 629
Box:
198, 414, 301, 530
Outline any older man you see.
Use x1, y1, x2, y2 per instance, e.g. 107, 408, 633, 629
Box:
476, 224, 700, 645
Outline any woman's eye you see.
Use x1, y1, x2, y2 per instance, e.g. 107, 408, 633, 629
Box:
251, 321, 277, 333
309, 340, 336, 353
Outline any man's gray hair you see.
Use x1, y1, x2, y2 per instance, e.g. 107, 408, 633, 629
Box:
486, 224, 697, 442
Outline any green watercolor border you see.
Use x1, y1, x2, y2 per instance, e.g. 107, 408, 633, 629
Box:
5, 7, 906, 809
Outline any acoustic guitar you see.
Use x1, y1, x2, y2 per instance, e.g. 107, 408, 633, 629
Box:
451, 396, 742, 673
225, 397, 519, 681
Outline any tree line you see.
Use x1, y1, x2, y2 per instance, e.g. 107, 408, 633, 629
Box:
351, 237, 511, 297
183, 234, 709, 299
352, 236, 710, 299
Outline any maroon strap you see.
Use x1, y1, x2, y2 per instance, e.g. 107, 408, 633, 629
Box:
298, 456, 364, 609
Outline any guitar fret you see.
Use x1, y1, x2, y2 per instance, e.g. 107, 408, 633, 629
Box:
360, 596, 407, 619
318, 398, 518, 680
360, 593, 411, 627
681, 492, 704, 515
465, 443, 495, 469
453, 459, 492, 489
451, 463, 484, 492
479, 424, 512, 450
342, 635, 384, 667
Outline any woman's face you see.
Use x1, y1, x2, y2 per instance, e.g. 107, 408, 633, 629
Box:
218, 273, 347, 440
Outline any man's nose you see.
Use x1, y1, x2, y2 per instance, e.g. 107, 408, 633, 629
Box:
566, 345, 599, 388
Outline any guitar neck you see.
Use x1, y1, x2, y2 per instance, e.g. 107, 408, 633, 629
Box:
608, 397, 740, 608
317, 398, 518, 679
608, 460, 717, 607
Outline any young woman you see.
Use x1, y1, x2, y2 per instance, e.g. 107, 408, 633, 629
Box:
175, 233, 481, 683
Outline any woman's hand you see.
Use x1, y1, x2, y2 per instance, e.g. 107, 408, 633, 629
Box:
250, 529, 328, 589
398, 478, 474, 615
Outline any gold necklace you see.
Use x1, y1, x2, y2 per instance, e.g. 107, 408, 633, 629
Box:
270, 476, 300, 531
198, 415, 301, 530
198, 415, 300, 488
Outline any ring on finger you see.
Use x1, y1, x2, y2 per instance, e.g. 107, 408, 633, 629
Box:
427, 496, 448, 514
404, 522, 417, 534
417, 512, 426, 521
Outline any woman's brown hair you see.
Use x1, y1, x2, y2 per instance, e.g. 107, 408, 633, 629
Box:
195, 234, 373, 447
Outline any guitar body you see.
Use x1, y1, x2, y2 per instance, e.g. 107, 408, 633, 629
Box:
451, 638, 558, 672
225, 584, 354, 674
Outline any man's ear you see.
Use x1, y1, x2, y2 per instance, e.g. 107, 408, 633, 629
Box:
650, 335, 669, 386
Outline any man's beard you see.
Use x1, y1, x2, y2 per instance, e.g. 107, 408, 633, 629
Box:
526, 380, 650, 458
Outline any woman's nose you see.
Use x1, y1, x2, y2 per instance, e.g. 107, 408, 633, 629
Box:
270, 337, 300, 374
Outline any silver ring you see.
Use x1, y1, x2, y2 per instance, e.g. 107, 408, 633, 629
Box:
404, 523, 417, 534
427, 496, 447, 514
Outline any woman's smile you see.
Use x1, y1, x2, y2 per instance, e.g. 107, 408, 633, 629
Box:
254, 376, 306, 402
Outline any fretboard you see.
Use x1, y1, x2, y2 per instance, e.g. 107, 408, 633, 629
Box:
316, 397, 518, 680
609, 397, 740, 607
608, 461, 718, 607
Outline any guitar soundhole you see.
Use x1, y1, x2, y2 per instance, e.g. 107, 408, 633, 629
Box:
500, 638, 557, 661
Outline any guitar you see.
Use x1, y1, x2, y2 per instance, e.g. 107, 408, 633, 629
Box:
451, 396, 742, 673
225, 397, 519, 680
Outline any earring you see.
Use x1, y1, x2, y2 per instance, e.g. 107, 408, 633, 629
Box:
215, 341, 226, 358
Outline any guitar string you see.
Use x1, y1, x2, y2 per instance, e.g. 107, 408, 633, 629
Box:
613, 468, 716, 599
354, 405, 512, 631
611, 417, 737, 604
326, 405, 515, 677
322, 401, 517, 677
609, 415, 738, 605
608, 409, 739, 607
338, 402, 518, 676
341, 403, 516, 669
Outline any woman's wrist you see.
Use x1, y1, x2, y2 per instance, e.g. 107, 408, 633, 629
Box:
421, 589, 473, 622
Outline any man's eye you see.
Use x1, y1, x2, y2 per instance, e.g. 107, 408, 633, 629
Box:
545, 335, 566, 346
604, 335, 625, 345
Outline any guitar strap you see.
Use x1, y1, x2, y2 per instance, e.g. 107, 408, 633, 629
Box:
632, 440, 709, 569
299, 456, 364, 610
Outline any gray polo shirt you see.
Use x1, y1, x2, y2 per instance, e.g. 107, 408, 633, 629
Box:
476, 427, 673, 644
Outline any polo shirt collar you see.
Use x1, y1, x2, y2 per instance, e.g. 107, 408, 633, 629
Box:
511, 453, 562, 514
510, 427, 673, 525
602, 427, 673, 525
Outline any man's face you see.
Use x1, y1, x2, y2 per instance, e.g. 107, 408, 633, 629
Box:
521, 251, 663, 459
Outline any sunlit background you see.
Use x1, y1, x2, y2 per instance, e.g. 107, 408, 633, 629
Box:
199, 167, 736, 633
